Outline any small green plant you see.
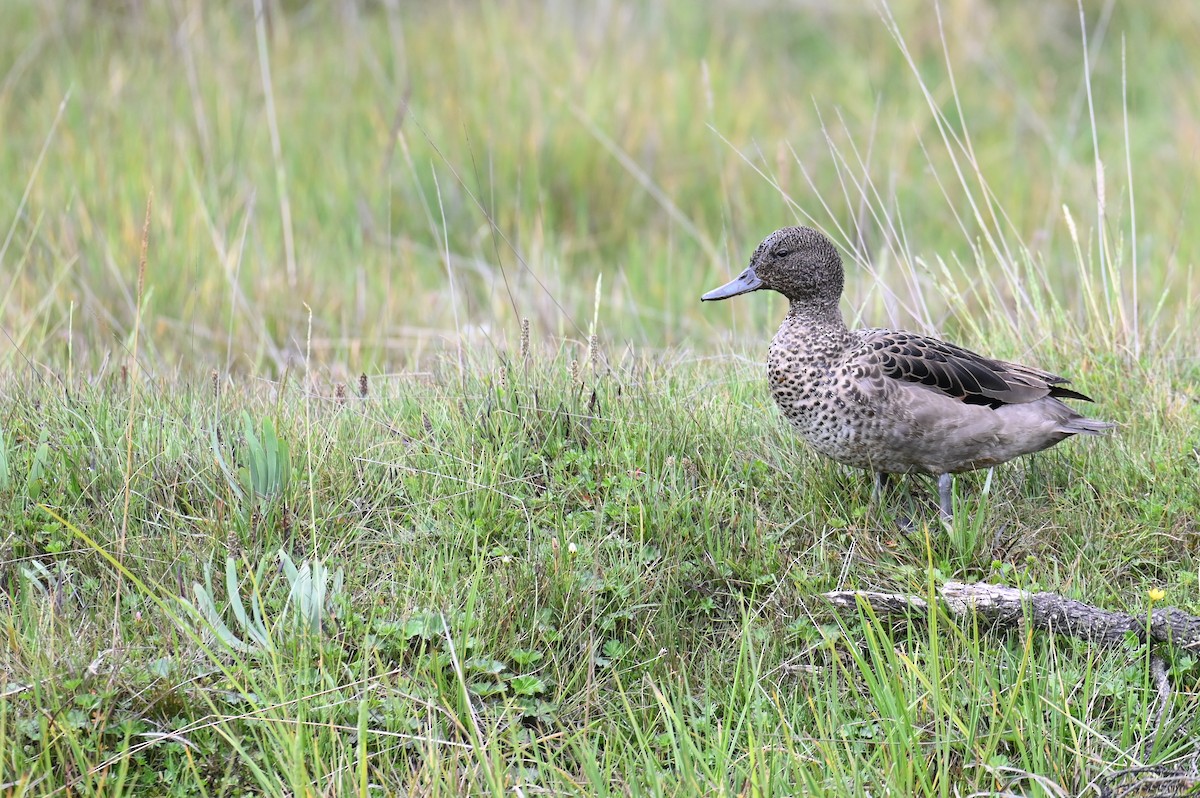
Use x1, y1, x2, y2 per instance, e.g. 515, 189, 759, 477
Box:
239, 413, 291, 501
279, 549, 344, 635
211, 413, 293, 524
509, 674, 547, 697
183, 550, 344, 653
185, 555, 273, 653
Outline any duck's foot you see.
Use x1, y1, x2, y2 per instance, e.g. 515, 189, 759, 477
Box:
937, 473, 954, 522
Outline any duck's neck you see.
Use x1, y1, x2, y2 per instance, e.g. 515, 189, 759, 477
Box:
778, 300, 852, 362
787, 298, 848, 332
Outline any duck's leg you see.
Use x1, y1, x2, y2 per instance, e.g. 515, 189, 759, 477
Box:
875, 472, 915, 533
873, 471, 891, 498
937, 473, 954, 521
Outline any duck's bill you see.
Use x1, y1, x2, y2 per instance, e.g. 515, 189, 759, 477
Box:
701, 268, 763, 301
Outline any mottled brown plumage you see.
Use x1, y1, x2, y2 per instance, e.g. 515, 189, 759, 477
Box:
702, 225, 1114, 519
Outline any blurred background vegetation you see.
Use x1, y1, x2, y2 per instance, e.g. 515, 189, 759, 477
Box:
1, 0, 1196, 373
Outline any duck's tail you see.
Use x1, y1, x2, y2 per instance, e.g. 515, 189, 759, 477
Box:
1056, 417, 1117, 436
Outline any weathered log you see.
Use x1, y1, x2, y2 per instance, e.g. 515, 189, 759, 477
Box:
824, 581, 1200, 651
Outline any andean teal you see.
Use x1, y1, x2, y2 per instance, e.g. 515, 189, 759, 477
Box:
702, 226, 1115, 520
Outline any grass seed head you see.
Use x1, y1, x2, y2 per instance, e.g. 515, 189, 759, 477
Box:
588, 333, 600, 371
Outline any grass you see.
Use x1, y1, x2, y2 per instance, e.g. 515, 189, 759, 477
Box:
1, 353, 1197, 794
4, 0, 1200, 367
1, 0, 1199, 795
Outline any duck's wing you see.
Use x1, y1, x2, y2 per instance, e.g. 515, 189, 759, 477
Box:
853, 329, 1093, 409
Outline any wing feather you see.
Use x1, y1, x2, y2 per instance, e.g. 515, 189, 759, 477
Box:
855, 330, 1093, 408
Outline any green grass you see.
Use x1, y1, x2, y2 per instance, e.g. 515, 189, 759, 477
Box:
1, 352, 1197, 795
2, 1, 1199, 795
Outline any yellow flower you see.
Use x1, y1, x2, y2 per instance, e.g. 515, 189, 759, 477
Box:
1148, 587, 1166, 603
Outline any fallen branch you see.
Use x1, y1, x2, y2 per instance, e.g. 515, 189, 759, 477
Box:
824, 581, 1200, 651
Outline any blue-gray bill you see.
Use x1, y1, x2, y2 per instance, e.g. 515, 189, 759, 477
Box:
701, 267, 763, 301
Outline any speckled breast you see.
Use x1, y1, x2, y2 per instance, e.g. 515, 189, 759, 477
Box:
767, 327, 894, 472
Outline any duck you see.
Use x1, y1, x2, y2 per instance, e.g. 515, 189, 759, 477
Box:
701, 225, 1114, 520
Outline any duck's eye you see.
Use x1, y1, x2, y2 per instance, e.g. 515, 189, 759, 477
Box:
774, 249, 792, 258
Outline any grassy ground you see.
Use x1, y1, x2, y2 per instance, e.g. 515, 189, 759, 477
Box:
2, 0, 1199, 795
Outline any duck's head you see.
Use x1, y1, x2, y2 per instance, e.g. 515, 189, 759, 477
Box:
701, 226, 844, 305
